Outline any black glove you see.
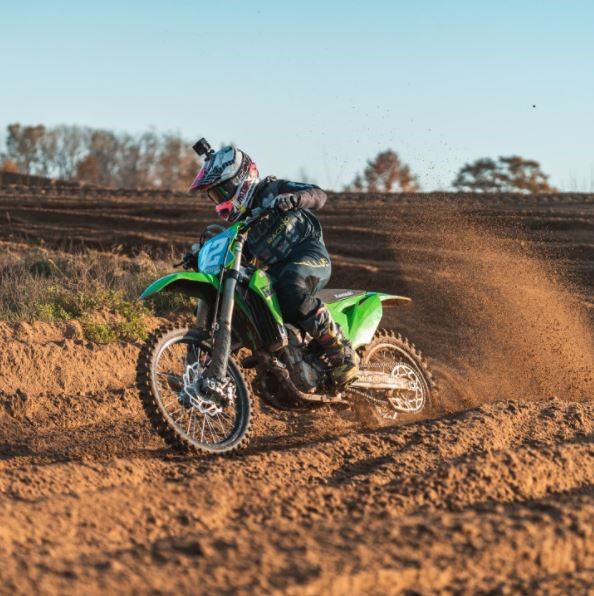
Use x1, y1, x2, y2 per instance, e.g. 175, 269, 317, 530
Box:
272, 193, 301, 212
181, 243, 201, 271
181, 252, 197, 270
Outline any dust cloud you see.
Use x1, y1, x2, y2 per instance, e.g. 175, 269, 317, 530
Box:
382, 202, 594, 409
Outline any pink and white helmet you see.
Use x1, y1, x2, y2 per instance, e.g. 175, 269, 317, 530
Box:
189, 144, 259, 222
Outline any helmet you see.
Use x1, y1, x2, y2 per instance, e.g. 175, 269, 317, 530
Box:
188, 145, 259, 222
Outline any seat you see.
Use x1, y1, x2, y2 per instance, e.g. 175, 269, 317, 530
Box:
317, 288, 367, 304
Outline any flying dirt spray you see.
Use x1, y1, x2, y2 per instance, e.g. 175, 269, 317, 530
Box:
377, 199, 594, 411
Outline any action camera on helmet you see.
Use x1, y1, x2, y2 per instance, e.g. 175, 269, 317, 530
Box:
193, 138, 214, 157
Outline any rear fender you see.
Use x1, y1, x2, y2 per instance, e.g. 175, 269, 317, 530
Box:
327, 292, 411, 349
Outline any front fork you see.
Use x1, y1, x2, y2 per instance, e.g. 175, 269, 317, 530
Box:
203, 236, 245, 389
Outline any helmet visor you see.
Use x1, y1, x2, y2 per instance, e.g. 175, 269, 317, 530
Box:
207, 178, 237, 205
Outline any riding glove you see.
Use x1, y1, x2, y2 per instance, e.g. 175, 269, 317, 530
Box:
272, 193, 301, 212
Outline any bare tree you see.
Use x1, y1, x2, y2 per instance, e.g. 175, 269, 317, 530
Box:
38, 129, 58, 177
116, 133, 143, 188
88, 129, 121, 186
53, 125, 89, 180
298, 167, 316, 184
2, 123, 199, 189
136, 131, 160, 186
156, 134, 200, 190
76, 154, 101, 184
5, 123, 45, 174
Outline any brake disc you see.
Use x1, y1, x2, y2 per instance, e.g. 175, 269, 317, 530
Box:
181, 362, 235, 416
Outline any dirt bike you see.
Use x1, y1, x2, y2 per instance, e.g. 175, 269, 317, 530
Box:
136, 209, 436, 454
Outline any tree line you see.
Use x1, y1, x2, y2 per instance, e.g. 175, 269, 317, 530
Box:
0, 123, 199, 191
1, 122, 557, 193
345, 150, 556, 193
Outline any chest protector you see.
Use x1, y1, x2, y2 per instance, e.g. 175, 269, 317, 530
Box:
247, 178, 324, 265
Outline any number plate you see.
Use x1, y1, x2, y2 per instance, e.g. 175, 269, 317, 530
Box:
198, 232, 232, 274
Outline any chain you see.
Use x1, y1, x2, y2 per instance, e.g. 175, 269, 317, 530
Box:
346, 361, 400, 406
346, 384, 389, 407
346, 360, 421, 420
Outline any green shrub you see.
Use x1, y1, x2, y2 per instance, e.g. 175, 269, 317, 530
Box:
116, 317, 149, 342
80, 318, 118, 344
35, 302, 71, 322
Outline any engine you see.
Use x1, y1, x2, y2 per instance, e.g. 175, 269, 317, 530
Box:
282, 325, 322, 393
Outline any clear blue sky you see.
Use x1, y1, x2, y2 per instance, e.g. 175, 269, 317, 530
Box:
1, 0, 593, 190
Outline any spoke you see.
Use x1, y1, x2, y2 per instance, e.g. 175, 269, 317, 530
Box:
214, 412, 227, 435
186, 408, 195, 435
220, 411, 231, 430
171, 407, 188, 426
205, 415, 219, 443
200, 415, 206, 442
157, 371, 182, 381
191, 410, 201, 439
166, 406, 183, 419
192, 344, 201, 364
157, 374, 183, 392
162, 393, 180, 407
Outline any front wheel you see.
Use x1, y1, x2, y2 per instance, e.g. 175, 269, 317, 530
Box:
137, 325, 252, 454
347, 329, 436, 424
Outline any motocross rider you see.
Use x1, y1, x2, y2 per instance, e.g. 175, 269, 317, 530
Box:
188, 141, 359, 388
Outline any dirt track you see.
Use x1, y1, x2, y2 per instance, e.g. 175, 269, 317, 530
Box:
1, 188, 593, 593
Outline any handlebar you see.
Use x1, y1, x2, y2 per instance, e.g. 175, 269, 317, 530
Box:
239, 207, 274, 234
173, 208, 275, 267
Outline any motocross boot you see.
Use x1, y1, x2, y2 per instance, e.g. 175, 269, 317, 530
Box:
303, 306, 360, 388
316, 323, 360, 387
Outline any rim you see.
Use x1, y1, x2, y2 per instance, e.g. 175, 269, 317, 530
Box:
362, 342, 427, 420
151, 333, 245, 449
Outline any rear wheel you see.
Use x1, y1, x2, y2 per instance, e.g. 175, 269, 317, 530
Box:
137, 325, 252, 454
347, 329, 436, 424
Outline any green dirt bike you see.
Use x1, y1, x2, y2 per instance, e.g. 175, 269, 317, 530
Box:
137, 209, 436, 454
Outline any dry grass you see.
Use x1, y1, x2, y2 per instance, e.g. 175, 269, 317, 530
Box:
0, 245, 192, 341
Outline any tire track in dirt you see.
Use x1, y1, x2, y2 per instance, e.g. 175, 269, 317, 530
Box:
0, 321, 592, 593
1, 389, 592, 593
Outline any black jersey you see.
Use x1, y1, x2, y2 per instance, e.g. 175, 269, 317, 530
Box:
246, 178, 328, 266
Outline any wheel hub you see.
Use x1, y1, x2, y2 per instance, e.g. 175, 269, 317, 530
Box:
181, 362, 235, 416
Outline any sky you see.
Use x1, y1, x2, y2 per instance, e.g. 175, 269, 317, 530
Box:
1, 0, 593, 190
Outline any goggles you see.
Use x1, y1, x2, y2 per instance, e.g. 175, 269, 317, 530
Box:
207, 178, 238, 205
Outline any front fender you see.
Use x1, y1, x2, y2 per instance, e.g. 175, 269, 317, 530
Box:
140, 272, 254, 342
140, 272, 220, 300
